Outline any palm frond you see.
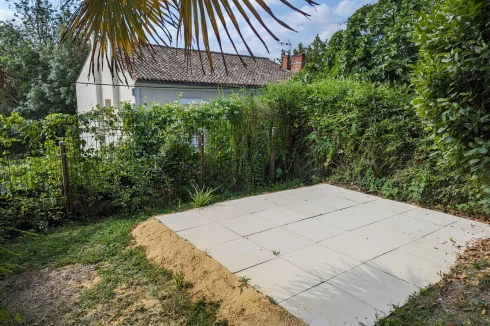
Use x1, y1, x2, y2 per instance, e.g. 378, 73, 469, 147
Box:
62, 0, 316, 81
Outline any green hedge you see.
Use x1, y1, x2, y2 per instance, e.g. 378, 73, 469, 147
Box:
1, 78, 488, 234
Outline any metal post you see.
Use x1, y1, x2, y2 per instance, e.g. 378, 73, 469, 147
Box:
59, 141, 73, 217
198, 132, 205, 184
270, 127, 277, 180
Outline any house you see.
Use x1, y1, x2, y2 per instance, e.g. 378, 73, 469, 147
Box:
76, 46, 305, 112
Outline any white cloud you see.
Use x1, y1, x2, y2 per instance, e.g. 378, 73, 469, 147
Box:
0, 8, 13, 21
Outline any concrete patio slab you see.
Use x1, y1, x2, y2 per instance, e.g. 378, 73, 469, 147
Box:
316, 206, 395, 231
282, 244, 360, 281
320, 232, 397, 263
177, 223, 240, 252
195, 202, 248, 222
247, 227, 314, 255
154, 183, 490, 325
282, 200, 336, 217
367, 249, 444, 287
403, 207, 461, 226
227, 196, 278, 214
220, 214, 277, 236
280, 282, 379, 326
206, 237, 275, 273
285, 218, 346, 242
329, 264, 419, 314
307, 194, 358, 210
156, 210, 212, 231
399, 238, 459, 270
334, 189, 380, 203
262, 192, 305, 206
236, 257, 322, 302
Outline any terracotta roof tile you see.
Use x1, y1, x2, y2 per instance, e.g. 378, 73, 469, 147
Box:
129, 46, 292, 87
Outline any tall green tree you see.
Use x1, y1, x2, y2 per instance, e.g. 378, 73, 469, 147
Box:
0, 0, 86, 118
412, 0, 490, 202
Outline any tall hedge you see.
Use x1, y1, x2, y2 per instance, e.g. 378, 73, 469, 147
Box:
412, 0, 490, 203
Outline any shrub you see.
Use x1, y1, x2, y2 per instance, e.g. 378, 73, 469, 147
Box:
412, 0, 490, 203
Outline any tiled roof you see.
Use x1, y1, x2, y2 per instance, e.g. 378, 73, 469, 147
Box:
129, 46, 292, 87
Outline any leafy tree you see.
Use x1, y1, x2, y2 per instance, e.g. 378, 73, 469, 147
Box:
303, 0, 436, 84
412, 0, 490, 202
0, 1, 87, 119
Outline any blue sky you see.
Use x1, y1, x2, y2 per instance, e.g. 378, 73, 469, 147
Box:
0, 0, 377, 59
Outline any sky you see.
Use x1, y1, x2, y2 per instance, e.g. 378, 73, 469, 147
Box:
0, 0, 377, 60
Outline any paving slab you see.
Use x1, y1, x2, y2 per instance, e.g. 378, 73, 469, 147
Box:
220, 214, 277, 236
307, 194, 359, 210
399, 238, 459, 270
177, 223, 240, 252
367, 249, 444, 287
154, 183, 490, 325
316, 206, 395, 231
227, 196, 278, 214
282, 200, 337, 217
262, 192, 306, 206
196, 202, 249, 222
285, 218, 346, 242
237, 258, 322, 302
329, 264, 419, 314
253, 206, 309, 226
280, 282, 379, 326
282, 244, 360, 281
403, 207, 461, 226
333, 189, 380, 203
361, 198, 418, 215
156, 210, 212, 231
320, 232, 397, 263
247, 227, 314, 255
206, 237, 275, 273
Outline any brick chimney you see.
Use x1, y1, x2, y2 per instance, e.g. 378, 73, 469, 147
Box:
291, 53, 305, 73
281, 54, 291, 70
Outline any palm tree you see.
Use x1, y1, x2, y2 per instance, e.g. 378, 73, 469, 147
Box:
60, 0, 317, 79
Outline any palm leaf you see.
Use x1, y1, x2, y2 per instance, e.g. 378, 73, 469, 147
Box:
62, 0, 317, 81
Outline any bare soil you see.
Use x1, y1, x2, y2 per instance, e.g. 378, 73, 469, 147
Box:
132, 218, 306, 326
5, 264, 100, 326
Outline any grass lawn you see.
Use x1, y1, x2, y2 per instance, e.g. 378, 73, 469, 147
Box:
0, 181, 304, 325
1, 207, 228, 325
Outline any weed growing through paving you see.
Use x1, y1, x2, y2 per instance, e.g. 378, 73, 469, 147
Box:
238, 276, 251, 294
272, 250, 280, 256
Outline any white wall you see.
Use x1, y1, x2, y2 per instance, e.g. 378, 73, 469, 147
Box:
76, 55, 136, 114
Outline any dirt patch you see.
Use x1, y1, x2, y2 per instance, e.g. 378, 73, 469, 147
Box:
132, 218, 306, 326
5, 264, 100, 325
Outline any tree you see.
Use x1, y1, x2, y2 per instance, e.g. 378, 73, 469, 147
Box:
412, 0, 490, 201
0, 1, 87, 118
316, 0, 437, 84
61, 0, 317, 80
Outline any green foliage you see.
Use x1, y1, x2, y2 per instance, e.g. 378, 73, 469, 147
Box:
0, 0, 87, 119
187, 300, 228, 326
238, 276, 251, 294
412, 0, 490, 204
188, 183, 217, 208
295, 0, 437, 84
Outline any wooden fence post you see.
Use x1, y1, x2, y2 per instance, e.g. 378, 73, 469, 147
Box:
59, 141, 73, 217
198, 132, 205, 184
270, 127, 277, 180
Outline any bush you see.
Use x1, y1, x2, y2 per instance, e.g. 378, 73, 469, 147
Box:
412, 0, 490, 203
